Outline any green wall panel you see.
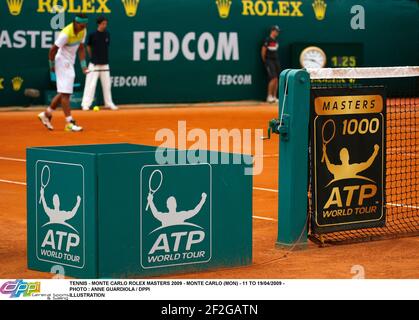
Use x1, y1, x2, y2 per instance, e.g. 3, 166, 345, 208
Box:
1, 0, 418, 106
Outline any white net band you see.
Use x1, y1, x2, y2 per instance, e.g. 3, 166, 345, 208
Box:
307, 66, 419, 80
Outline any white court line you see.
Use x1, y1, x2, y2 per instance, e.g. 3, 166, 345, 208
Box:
1, 181, 417, 221
0, 179, 26, 186
253, 187, 278, 193
0, 156, 26, 162
251, 154, 279, 158
0, 178, 279, 221
387, 202, 419, 210
253, 187, 419, 211
253, 215, 277, 221
1, 154, 281, 161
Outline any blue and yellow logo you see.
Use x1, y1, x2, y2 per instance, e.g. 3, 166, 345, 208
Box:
0, 280, 41, 298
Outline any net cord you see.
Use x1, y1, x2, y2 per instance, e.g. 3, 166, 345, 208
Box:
279, 72, 290, 130
307, 66, 419, 80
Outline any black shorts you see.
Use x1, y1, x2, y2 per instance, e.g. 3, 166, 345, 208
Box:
265, 60, 281, 80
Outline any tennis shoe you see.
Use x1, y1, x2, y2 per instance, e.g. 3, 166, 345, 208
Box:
65, 121, 83, 132
267, 96, 276, 103
106, 104, 119, 111
38, 112, 54, 131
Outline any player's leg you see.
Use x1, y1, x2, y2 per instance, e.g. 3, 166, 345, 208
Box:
49, 93, 62, 111
267, 79, 276, 103
272, 78, 279, 103
62, 93, 83, 132
100, 65, 118, 110
57, 62, 83, 132
61, 94, 71, 117
38, 94, 60, 130
275, 79, 279, 102
81, 63, 99, 111
265, 60, 276, 103
273, 62, 281, 101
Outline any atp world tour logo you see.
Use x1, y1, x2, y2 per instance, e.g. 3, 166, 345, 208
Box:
311, 88, 385, 232
36, 161, 85, 268
140, 164, 212, 269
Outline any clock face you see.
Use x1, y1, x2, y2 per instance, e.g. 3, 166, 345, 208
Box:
300, 46, 327, 68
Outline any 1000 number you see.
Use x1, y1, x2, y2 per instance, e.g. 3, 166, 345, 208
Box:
342, 118, 379, 135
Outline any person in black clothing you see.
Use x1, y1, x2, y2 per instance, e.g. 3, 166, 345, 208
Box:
261, 25, 281, 103
81, 16, 118, 111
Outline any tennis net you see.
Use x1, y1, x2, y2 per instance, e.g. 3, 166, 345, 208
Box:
307, 66, 419, 244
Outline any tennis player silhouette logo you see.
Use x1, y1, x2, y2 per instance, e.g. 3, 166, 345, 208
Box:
38, 165, 81, 233
321, 119, 380, 187
146, 169, 208, 234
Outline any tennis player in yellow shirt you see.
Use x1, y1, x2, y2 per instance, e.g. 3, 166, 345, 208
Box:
38, 14, 88, 132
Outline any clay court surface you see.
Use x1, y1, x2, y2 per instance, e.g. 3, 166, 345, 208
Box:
0, 104, 418, 279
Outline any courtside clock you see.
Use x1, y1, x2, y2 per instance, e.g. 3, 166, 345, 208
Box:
300, 46, 327, 68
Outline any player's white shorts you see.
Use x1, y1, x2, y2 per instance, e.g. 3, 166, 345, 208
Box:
55, 56, 75, 94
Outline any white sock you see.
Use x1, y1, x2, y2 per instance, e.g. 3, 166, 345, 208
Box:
66, 116, 74, 123
46, 107, 54, 114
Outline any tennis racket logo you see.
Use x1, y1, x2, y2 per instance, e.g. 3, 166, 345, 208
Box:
146, 169, 207, 234
39, 165, 50, 204
321, 119, 336, 164
145, 169, 162, 211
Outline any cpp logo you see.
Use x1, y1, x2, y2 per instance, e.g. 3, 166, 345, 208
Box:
0, 280, 41, 298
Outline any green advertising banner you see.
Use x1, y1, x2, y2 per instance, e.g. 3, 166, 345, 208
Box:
1, 0, 418, 106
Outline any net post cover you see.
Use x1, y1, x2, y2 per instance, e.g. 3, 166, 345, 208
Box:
277, 69, 311, 247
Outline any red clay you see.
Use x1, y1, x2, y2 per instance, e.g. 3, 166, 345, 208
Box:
0, 105, 418, 279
